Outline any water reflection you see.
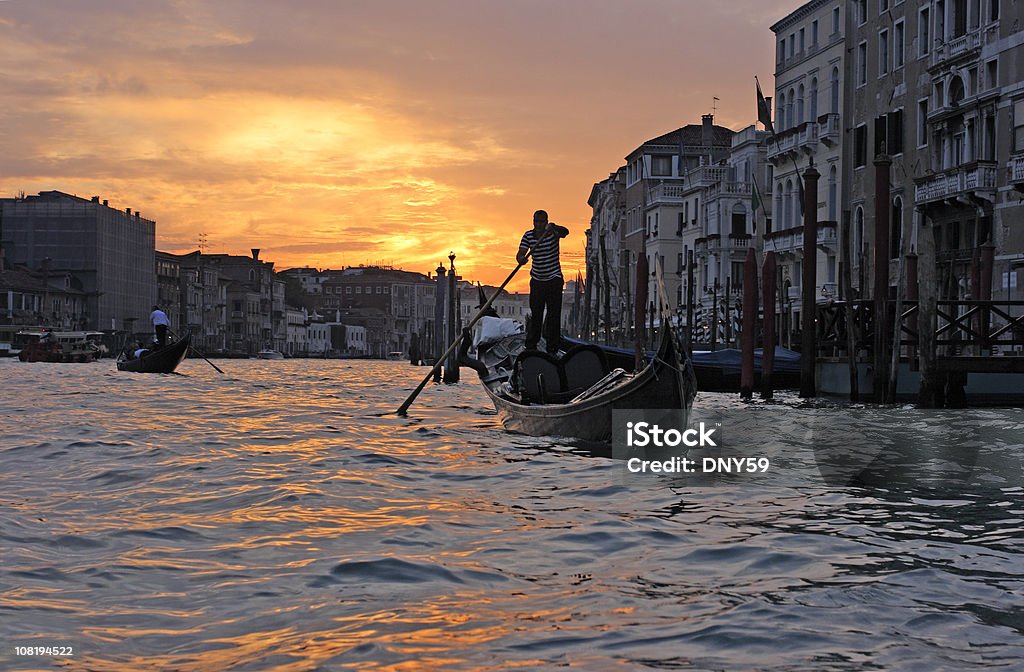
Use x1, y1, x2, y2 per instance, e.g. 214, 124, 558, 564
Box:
1, 359, 1023, 670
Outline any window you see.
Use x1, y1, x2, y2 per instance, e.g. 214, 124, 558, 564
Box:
828, 165, 838, 221
652, 155, 672, 176
797, 84, 805, 125
857, 0, 867, 24
879, 29, 890, 76
790, 33, 795, 58
355, 287, 361, 294
894, 19, 905, 68
880, 0, 889, 12
800, 27, 806, 53
987, 58, 998, 90
810, 77, 819, 120
831, 67, 840, 113
918, 99, 929, 146
919, 8, 931, 56
854, 125, 868, 167
1014, 99, 1024, 151
832, 6, 840, 34
812, 20, 819, 46
891, 197, 903, 260
888, 109, 904, 154
991, 0, 1000, 22
779, 38, 786, 63
857, 42, 868, 86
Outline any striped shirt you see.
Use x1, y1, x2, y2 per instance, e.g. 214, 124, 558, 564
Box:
519, 224, 568, 281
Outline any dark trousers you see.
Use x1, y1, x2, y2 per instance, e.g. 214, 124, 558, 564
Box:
155, 324, 168, 347
526, 277, 564, 352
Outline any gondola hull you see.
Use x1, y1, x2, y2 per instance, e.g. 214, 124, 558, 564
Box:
117, 332, 191, 373
480, 326, 696, 442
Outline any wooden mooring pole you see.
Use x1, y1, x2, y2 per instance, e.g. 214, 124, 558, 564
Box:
762, 251, 776, 399
800, 159, 820, 398
740, 247, 757, 399
872, 151, 892, 403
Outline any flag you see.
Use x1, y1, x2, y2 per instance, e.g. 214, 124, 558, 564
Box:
755, 76, 774, 136
751, 175, 763, 233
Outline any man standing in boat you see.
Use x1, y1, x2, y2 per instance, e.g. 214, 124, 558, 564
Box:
150, 305, 170, 348
517, 209, 569, 353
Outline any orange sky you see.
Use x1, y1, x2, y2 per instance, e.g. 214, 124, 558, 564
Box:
0, 0, 792, 291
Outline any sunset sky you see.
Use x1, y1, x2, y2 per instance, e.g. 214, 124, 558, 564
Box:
0, 0, 792, 290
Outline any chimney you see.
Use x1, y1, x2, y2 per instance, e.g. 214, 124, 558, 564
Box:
103, 200, 108, 206
125, 207, 131, 215
701, 114, 714, 147
251, 248, 260, 261
91, 196, 99, 203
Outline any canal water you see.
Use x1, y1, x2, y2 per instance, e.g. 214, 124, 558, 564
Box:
1, 358, 1023, 671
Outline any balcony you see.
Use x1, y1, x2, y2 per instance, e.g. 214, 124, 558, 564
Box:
707, 181, 752, 200
930, 30, 982, 70
766, 121, 818, 163
1011, 156, 1024, 192
763, 221, 838, 254
647, 182, 687, 205
914, 161, 997, 205
818, 113, 840, 146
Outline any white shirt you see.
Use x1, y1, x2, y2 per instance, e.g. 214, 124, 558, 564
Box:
151, 309, 170, 326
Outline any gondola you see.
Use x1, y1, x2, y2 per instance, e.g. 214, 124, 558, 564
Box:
474, 325, 697, 442
117, 331, 191, 373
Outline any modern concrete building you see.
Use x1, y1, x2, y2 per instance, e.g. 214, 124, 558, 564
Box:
0, 191, 156, 330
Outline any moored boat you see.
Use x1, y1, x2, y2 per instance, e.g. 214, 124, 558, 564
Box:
257, 348, 285, 360
476, 325, 697, 442
117, 331, 191, 373
16, 330, 105, 363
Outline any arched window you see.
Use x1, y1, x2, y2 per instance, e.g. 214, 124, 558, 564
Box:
891, 197, 903, 259
831, 67, 840, 113
809, 77, 819, 120
731, 204, 748, 237
249, 269, 255, 282
797, 84, 805, 125
828, 165, 838, 221
787, 88, 796, 130
785, 180, 794, 229
775, 183, 784, 231
778, 93, 787, 131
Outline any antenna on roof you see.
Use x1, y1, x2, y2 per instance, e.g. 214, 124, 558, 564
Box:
712, 96, 720, 117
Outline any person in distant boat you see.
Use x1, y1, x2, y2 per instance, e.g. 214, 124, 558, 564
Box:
150, 305, 170, 347
134, 346, 150, 359
517, 209, 569, 353
38, 328, 53, 344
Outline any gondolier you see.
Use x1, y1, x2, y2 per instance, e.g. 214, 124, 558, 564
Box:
150, 305, 170, 347
517, 209, 569, 353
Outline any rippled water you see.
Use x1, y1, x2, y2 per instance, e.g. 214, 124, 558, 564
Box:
2, 357, 1023, 671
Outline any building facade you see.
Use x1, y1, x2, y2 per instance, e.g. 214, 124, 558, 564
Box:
1, 191, 156, 330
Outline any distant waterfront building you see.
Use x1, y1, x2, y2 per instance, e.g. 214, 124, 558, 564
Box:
0, 257, 88, 329
0, 191, 156, 330
586, 168, 627, 342
203, 249, 278, 356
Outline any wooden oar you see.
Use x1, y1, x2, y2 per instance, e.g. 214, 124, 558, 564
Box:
172, 328, 224, 374
396, 232, 549, 416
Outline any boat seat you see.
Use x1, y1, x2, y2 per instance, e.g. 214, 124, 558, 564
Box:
560, 344, 609, 397
514, 350, 565, 404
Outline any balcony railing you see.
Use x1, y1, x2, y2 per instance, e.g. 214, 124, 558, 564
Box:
1012, 156, 1024, 184
647, 182, 687, 204
818, 113, 840, 146
914, 161, 997, 204
767, 120, 818, 160
763, 221, 838, 253
930, 30, 982, 68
